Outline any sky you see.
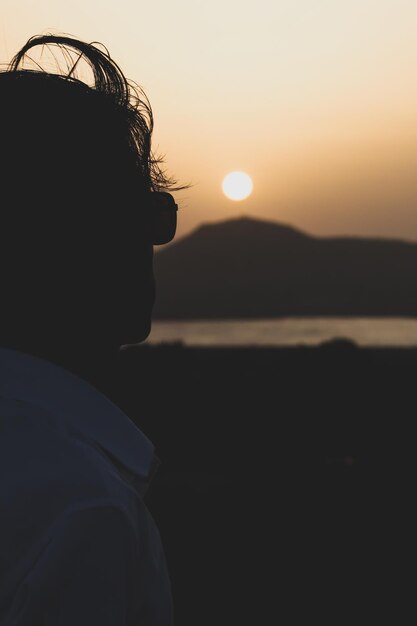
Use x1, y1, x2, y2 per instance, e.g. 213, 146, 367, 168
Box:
1, 0, 417, 241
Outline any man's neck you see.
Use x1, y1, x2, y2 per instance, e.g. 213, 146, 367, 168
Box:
1, 339, 127, 407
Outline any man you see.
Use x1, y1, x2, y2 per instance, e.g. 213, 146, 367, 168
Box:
0, 33, 181, 625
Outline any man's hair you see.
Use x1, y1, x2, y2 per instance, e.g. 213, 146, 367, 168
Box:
0, 33, 178, 193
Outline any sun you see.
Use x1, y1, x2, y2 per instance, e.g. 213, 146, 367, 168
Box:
222, 171, 253, 201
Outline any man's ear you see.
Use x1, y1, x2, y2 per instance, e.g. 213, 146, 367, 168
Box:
148, 192, 178, 245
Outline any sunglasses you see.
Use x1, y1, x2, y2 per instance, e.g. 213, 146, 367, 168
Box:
148, 192, 178, 245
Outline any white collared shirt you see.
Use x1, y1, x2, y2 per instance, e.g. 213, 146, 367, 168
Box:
0, 348, 173, 626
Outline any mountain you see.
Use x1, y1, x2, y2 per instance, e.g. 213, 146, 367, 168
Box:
152, 216, 417, 318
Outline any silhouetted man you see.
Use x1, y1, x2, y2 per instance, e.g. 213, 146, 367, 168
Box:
0, 34, 180, 625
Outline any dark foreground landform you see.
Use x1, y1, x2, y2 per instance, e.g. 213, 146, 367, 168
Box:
111, 341, 416, 624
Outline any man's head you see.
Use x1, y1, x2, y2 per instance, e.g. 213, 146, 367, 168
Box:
0, 34, 179, 360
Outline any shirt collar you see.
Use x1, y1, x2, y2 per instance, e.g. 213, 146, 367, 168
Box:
0, 347, 155, 482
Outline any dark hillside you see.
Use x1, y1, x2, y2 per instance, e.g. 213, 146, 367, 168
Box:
153, 216, 417, 318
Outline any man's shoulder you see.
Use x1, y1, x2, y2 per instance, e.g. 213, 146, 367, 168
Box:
0, 347, 156, 486
0, 397, 138, 510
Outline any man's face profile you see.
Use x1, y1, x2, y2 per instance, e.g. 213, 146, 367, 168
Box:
0, 34, 184, 362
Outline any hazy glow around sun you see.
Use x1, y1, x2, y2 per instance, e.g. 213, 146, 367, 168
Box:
222, 171, 253, 201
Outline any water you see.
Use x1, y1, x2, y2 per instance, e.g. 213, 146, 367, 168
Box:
145, 317, 417, 347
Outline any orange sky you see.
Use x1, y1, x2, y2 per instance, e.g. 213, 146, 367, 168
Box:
1, 0, 417, 241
